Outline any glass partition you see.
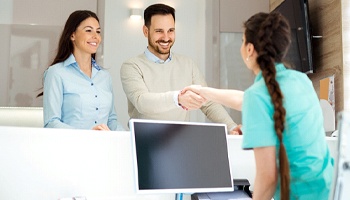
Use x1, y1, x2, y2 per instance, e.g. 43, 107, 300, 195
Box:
0, 0, 98, 107
220, 32, 255, 124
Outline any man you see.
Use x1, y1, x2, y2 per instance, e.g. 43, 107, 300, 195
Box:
120, 3, 241, 134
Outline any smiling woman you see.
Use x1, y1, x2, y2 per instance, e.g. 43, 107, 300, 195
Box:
39, 10, 124, 131
70, 17, 101, 77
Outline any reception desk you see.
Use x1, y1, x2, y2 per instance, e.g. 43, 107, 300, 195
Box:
0, 126, 338, 200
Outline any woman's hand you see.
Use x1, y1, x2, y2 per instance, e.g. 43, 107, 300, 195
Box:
178, 90, 207, 110
92, 124, 111, 131
181, 85, 203, 96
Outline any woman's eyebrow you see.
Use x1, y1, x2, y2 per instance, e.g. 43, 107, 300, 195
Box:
83, 26, 101, 29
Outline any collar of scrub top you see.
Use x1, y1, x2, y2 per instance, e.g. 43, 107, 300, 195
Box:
254, 62, 287, 83
144, 47, 172, 64
63, 53, 101, 71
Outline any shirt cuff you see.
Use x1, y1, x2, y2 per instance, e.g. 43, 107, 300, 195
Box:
229, 125, 237, 131
173, 90, 181, 108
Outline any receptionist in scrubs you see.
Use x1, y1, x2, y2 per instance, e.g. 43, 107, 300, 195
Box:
181, 12, 333, 200
37, 10, 124, 131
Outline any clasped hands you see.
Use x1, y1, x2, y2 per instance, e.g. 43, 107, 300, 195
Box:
178, 85, 242, 135
178, 85, 207, 111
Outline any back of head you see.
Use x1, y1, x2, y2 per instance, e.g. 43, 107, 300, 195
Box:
244, 12, 292, 200
144, 3, 175, 28
244, 12, 291, 65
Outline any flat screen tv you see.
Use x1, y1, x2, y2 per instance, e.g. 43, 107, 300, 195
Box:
273, 0, 314, 74
129, 119, 233, 194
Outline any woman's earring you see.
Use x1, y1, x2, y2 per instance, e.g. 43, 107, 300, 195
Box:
246, 55, 250, 61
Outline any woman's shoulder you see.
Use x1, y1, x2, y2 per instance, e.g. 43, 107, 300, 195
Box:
43, 62, 66, 81
48, 61, 67, 70
244, 81, 271, 105
284, 67, 308, 77
282, 68, 312, 85
45, 62, 66, 76
245, 77, 267, 93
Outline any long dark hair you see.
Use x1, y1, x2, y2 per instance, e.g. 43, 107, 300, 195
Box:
144, 3, 175, 28
244, 12, 291, 199
37, 10, 99, 97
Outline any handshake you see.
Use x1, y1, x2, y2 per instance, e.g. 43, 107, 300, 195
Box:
178, 85, 244, 135
178, 85, 207, 111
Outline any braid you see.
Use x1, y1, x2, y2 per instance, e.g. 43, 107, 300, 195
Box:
257, 12, 290, 200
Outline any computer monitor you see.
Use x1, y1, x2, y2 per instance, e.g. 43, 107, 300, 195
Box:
129, 119, 234, 194
273, 0, 314, 74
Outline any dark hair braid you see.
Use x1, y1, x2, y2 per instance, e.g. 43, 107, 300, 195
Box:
245, 12, 291, 200
258, 12, 289, 200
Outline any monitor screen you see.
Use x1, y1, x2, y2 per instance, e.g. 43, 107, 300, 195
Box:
129, 119, 233, 194
274, 0, 313, 74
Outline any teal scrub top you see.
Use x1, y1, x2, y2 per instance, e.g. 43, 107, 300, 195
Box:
242, 63, 334, 200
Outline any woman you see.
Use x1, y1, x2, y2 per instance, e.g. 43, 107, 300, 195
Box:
38, 10, 124, 131
182, 12, 333, 199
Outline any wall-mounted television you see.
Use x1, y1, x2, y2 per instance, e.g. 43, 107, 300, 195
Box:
129, 119, 233, 194
273, 0, 314, 74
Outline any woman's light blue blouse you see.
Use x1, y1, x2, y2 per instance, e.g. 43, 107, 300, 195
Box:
242, 63, 333, 199
43, 54, 124, 131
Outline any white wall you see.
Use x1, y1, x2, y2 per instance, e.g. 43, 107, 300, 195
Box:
102, 0, 207, 129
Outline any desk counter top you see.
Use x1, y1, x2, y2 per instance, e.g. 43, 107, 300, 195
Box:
0, 126, 337, 200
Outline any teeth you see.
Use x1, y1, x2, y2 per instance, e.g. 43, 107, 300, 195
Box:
160, 42, 169, 46
89, 42, 97, 46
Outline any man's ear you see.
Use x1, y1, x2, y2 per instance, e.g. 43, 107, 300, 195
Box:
143, 25, 148, 38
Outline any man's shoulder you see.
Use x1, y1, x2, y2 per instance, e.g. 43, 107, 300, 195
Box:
122, 54, 147, 65
170, 53, 197, 67
171, 52, 193, 61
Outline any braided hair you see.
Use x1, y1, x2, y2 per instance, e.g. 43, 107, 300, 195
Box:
244, 12, 291, 199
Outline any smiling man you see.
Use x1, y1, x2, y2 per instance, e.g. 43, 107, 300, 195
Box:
120, 3, 241, 134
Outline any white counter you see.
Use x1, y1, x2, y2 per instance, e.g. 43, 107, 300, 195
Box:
0, 126, 338, 200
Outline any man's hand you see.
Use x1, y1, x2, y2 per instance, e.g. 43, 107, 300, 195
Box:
229, 124, 242, 135
178, 90, 207, 110
181, 85, 202, 96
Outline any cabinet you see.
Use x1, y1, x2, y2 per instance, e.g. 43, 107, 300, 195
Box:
306, 0, 349, 116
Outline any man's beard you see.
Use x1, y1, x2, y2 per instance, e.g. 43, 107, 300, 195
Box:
149, 39, 174, 55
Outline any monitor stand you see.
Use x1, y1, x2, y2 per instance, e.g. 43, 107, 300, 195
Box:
175, 193, 183, 200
